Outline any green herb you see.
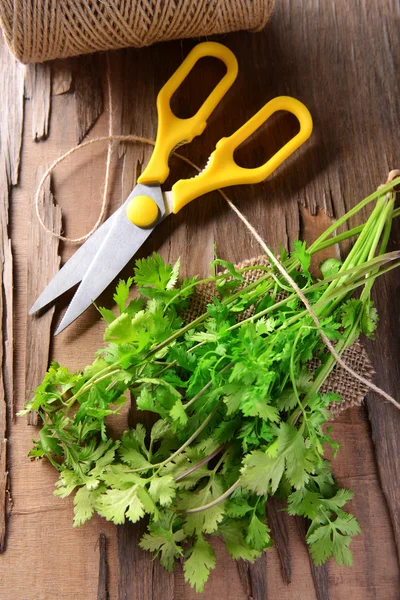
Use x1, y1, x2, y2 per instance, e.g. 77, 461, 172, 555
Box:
21, 179, 399, 593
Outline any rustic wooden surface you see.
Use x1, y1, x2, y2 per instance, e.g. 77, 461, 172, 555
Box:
0, 1, 399, 598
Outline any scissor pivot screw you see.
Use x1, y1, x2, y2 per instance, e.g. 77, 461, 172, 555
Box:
127, 195, 159, 228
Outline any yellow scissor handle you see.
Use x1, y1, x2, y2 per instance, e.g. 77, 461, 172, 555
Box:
170, 96, 313, 213
138, 42, 238, 186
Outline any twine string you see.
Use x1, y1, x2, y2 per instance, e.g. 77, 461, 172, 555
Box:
0, 0, 274, 63
33, 58, 399, 410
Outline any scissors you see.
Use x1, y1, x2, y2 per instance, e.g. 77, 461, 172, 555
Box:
30, 41, 313, 335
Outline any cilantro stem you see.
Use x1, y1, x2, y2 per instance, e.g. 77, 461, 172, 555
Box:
162, 265, 270, 313
289, 327, 311, 427
138, 187, 399, 364
126, 398, 225, 475
63, 362, 124, 411
227, 251, 400, 333
183, 363, 232, 411
308, 178, 400, 254
313, 204, 399, 253
182, 479, 241, 514
155, 398, 224, 470
175, 444, 225, 482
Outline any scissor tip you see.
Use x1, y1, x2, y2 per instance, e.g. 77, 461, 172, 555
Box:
54, 323, 63, 336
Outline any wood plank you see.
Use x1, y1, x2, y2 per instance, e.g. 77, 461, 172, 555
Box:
3, 52, 121, 600
25, 168, 61, 426
326, 405, 400, 600
24, 64, 52, 141
0, 31, 25, 553
117, 399, 175, 600
97, 532, 108, 600
3, 238, 13, 419
0, 0, 399, 598
267, 498, 292, 585
297, 517, 330, 600
52, 60, 73, 96
366, 283, 400, 559
73, 54, 103, 143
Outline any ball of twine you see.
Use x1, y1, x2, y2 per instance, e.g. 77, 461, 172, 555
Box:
0, 0, 274, 64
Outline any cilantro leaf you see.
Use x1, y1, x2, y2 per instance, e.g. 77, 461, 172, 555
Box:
184, 534, 216, 593
341, 298, 362, 331
113, 277, 134, 313
166, 258, 181, 290
96, 485, 146, 524
241, 451, 285, 495
287, 487, 324, 519
169, 399, 188, 426
240, 390, 280, 423
134, 252, 173, 291
96, 305, 116, 324
149, 475, 176, 507
219, 520, 262, 561
73, 486, 103, 526
292, 240, 311, 278
245, 514, 272, 551
39, 426, 63, 456
180, 478, 226, 535
307, 512, 360, 566
140, 519, 185, 571
278, 423, 314, 489
118, 428, 153, 470
360, 299, 378, 338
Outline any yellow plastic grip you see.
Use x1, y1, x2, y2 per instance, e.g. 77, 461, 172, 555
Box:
171, 96, 313, 213
138, 42, 239, 185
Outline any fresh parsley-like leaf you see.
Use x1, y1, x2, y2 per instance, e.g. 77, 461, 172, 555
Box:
73, 486, 103, 526
245, 514, 272, 551
307, 512, 360, 566
219, 520, 262, 561
96, 485, 146, 524
241, 451, 285, 495
166, 258, 181, 290
140, 519, 185, 571
184, 534, 216, 593
292, 240, 311, 278
113, 277, 134, 313
134, 252, 174, 291
149, 475, 176, 507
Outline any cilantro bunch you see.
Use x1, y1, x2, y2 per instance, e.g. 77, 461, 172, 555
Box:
22, 180, 399, 592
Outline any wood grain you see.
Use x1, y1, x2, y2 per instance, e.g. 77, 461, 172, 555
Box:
267, 498, 292, 584
97, 532, 108, 600
117, 401, 175, 600
0, 32, 25, 553
25, 168, 61, 426
2, 239, 13, 419
24, 64, 52, 141
52, 60, 73, 96
73, 54, 103, 144
297, 517, 330, 600
0, 0, 399, 598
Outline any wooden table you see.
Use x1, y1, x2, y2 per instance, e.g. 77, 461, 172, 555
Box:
0, 1, 399, 598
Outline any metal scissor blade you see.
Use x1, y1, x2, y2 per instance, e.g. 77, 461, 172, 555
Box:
54, 186, 167, 335
29, 205, 123, 314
